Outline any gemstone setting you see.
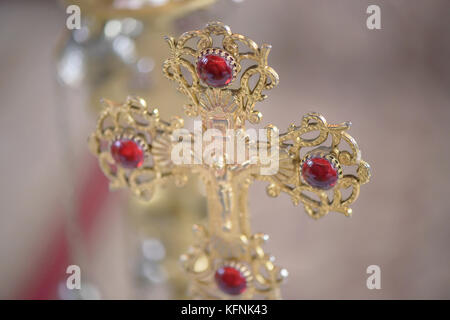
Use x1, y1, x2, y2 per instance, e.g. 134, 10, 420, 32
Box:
301, 153, 342, 190
197, 48, 237, 88
215, 265, 247, 295
110, 137, 145, 169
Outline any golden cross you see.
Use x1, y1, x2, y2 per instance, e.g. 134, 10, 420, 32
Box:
88, 22, 370, 299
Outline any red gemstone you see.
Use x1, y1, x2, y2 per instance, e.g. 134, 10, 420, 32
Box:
197, 54, 233, 87
215, 266, 247, 295
302, 157, 338, 190
110, 139, 144, 169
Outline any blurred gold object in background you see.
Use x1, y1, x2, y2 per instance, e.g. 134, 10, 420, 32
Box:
58, 0, 215, 117
56, 0, 216, 299
66, 0, 215, 20
127, 178, 206, 299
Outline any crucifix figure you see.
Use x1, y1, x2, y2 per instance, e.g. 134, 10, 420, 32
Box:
89, 22, 371, 299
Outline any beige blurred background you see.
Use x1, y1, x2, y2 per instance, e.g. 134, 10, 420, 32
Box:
0, 0, 449, 299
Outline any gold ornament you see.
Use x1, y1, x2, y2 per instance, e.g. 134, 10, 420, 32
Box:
88, 22, 371, 299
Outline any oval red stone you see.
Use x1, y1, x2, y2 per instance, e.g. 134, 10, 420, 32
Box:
197, 54, 233, 87
215, 266, 247, 295
110, 139, 144, 169
302, 157, 338, 190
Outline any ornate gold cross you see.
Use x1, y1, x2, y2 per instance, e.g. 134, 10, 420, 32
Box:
88, 22, 370, 299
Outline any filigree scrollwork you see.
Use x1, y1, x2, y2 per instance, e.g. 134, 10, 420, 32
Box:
180, 225, 287, 299
88, 96, 187, 200
163, 21, 279, 125
256, 112, 371, 219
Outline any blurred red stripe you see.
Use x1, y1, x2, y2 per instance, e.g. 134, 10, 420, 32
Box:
18, 158, 111, 299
